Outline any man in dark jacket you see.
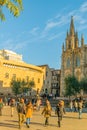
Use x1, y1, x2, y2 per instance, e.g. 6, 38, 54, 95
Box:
17, 98, 26, 129
55, 101, 63, 127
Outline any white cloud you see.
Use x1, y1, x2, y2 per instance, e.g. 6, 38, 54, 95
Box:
80, 2, 87, 12
48, 32, 65, 41
44, 21, 58, 31
29, 27, 39, 36
44, 14, 73, 32
0, 38, 27, 52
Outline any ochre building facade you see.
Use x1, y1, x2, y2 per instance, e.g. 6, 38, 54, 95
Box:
0, 50, 43, 95
61, 17, 87, 96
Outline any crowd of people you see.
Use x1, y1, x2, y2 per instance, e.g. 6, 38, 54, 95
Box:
69, 99, 83, 119
0, 96, 85, 129
0, 96, 42, 129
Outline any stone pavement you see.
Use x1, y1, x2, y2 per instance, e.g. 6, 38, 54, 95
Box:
0, 106, 87, 130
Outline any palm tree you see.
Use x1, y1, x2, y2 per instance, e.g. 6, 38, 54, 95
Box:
0, 0, 23, 21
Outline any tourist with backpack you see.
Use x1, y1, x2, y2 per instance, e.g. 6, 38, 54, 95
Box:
17, 98, 26, 129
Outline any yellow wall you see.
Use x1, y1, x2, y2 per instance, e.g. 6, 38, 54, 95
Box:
0, 58, 44, 93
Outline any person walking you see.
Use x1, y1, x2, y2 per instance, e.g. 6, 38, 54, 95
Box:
3, 96, 7, 106
55, 101, 63, 127
0, 98, 3, 116
25, 101, 33, 128
74, 100, 78, 112
60, 100, 66, 114
69, 100, 73, 112
78, 100, 83, 119
17, 98, 26, 129
10, 98, 15, 117
41, 100, 52, 126
36, 98, 41, 111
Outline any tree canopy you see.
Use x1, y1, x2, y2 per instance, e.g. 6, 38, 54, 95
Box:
0, 0, 23, 21
10, 78, 21, 96
80, 77, 87, 93
64, 75, 80, 97
10, 78, 35, 96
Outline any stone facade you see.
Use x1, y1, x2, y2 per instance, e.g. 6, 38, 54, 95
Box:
38, 65, 52, 96
38, 65, 61, 97
51, 69, 61, 97
60, 16, 87, 96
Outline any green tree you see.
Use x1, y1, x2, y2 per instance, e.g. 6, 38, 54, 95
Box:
10, 78, 21, 96
64, 75, 80, 98
0, 0, 23, 21
27, 80, 35, 91
80, 77, 87, 93
20, 79, 27, 93
11, 78, 35, 96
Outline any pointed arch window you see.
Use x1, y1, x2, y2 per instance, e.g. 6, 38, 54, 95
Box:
66, 58, 70, 68
76, 56, 80, 67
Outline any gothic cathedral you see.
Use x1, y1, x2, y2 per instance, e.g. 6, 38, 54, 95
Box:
60, 16, 87, 96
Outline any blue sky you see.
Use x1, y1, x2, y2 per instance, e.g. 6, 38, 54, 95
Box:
0, 0, 87, 69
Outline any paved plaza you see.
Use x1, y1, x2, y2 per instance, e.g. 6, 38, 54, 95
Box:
0, 106, 87, 130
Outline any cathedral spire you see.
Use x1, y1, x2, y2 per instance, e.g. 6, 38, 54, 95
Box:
62, 43, 64, 52
75, 31, 78, 39
67, 30, 69, 37
70, 16, 75, 36
81, 34, 84, 47
75, 31, 79, 48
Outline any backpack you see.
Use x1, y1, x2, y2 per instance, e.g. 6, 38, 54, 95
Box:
17, 103, 25, 114
56, 105, 62, 117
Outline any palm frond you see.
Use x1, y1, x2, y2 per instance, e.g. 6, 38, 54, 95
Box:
0, 0, 23, 21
